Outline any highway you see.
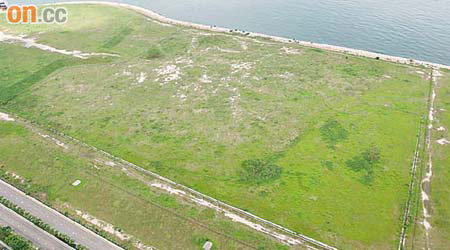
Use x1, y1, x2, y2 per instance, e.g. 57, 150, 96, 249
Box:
0, 179, 122, 250
0, 204, 73, 250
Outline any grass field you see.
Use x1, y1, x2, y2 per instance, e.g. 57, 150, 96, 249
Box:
0, 4, 434, 249
0, 118, 290, 250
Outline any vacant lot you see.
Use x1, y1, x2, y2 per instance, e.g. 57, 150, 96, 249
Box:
0, 4, 433, 249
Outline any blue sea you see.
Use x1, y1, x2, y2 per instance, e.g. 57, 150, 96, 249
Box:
11, 0, 450, 65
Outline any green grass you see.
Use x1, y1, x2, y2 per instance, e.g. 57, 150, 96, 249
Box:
0, 43, 113, 105
0, 4, 433, 249
0, 59, 70, 104
0, 121, 289, 250
0, 44, 65, 90
103, 27, 134, 49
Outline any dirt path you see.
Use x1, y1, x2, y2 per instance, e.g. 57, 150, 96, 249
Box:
420, 69, 441, 249
0, 31, 119, 59
398, 69, 441, 250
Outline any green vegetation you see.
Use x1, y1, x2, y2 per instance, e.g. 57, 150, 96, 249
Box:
0, 55, 112, 104
103, 27, 134, 49
145, 46, 163, 59
0, 44, 65, 103
0, 59, 69, 104
346, 146, 381, 185
0, 226, 34, 250
239, 159, 283, 184
0, 121, 289, 250
0, 4, 434, 249
320, 119, 348, 149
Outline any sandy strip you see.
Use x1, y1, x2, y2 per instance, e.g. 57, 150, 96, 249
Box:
0, 31, 119, 59
437, 138, 450, 145
38, 132, 69, 150
46, 1, 450, 70
0, 112, 15, 121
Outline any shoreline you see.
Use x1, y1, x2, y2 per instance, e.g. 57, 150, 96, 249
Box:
46, 1, 450, 70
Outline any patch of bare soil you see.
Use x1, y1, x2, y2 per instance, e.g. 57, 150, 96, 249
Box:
0, 31, 120, 59
0, 112, 15, 121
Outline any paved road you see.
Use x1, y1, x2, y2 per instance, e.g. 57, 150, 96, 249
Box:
0, 204, 73, 250
0, 180, 122, 250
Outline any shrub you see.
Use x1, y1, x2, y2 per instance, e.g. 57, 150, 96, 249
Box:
145, 46, 163, 59
321, 160, 334, 170
346, 146, 381, 185
320, 119, 348, 149
0, 226, 34, 250
239, 159, 282, 184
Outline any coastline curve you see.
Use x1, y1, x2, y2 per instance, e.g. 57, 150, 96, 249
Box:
45, 1, 450, 70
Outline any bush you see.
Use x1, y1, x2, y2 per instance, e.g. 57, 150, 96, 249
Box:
239, 159, 283, 184
321, 160, 334, 170
145, 46, 163, 59
0, 226, 34, 250
320, 119, 348, 149
346, 146, 381, 185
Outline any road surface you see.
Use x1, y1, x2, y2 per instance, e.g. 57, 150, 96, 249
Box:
0, 204, 73, 250
0, 179, 122, 250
